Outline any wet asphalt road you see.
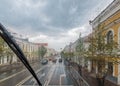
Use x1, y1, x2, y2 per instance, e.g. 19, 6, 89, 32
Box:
0, 62, 42, 86
0, 57, 75, 86
22, 58, 74, 86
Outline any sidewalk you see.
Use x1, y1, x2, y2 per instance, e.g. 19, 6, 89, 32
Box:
81, 67, 99, 86
0, 60, 40, 73
82, 67, 119, 86
67, 61, 119, 86
0, 62, 24, 73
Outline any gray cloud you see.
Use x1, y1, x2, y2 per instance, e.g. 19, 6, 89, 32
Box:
0, 0, 114, 50
0, 0, 113, 36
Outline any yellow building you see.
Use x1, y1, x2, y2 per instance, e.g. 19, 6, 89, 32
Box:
91, 0, 120, 85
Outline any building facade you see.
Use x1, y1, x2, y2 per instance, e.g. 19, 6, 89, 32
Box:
91, 0, 120, 84
63, 34, 91, 67
45, 48, 57, 57
0, 30, 40, 65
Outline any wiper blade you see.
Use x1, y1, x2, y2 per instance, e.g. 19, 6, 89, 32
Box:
0, 23, 42, 86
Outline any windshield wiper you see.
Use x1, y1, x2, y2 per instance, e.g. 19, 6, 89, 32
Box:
0, 23, 42, 86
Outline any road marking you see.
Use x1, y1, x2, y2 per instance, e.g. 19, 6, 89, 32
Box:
16, 65, 49, 86
44, 65, 56, 86
0, 63, 42, 83
41, 73, 45, 77
43, 67, 54, 86
59, 64, 66, 86
62, 64, 65, 75
31, 78, 36, 86
60, 74, 66, 86
16, 75, 31, 86
43, 65, 55, 85
2, 72, 7, 75
0, 70, 25, 83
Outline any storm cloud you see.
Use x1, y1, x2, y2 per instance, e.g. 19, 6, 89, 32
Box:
0, 0, 113, 50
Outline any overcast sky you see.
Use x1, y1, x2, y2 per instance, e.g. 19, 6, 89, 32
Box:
0, 0, 113, 51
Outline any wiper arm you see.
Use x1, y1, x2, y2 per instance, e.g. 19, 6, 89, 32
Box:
0, 23, 42, 86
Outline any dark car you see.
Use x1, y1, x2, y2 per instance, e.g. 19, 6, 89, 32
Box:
41, 59, 48, 65
59, 58, 62, 63
49, 58, 52, 61
52, 59, 57, 63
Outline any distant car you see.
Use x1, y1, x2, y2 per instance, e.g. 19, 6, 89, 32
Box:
59, 58, 62, 63
41, 59, 48, 65
49, 58, 52, 61
52, 59, 57, 63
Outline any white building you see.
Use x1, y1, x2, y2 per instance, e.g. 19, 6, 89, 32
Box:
0, 30, 39, 65
45, 48, 57, 57
63, 33, 92, 69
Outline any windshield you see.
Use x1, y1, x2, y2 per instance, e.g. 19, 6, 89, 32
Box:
0, 0, 120, 86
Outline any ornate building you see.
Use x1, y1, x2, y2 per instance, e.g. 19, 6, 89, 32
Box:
0, 30, 40, 65
91, 0, 120, 84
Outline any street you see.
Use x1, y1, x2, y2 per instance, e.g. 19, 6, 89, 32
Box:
0, 62, 42, 86
18, 57, 74, 86
1, 0, 120, 86
0, 56, 76, 86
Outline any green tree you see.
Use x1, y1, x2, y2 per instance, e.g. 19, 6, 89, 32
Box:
75, 34, 85, 64
87, 24, 118, 64
0, 37, 14, 64
76, 34, 84, 55
5, 47, 14, 64
0, 37, 4, 54
60, 51, 65, 58
38, 46, 47, 59
86, 23, 118, 86
0, 37, 5, 64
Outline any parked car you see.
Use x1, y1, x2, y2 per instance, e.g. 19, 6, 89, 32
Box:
41, 59, 48, 65
59, 58, 62, 63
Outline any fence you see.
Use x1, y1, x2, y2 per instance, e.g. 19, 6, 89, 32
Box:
70, 66, 90, 86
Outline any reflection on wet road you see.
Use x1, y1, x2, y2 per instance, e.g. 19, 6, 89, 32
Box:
48, 62, 73, 85
19, 58, 74, 86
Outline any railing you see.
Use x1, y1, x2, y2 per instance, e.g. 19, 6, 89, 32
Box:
70, 66, 90, 86
64, 60, 90, 86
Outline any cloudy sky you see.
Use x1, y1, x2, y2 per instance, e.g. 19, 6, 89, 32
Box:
0, 0, 113, 51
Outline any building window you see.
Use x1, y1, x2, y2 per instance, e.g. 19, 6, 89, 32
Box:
107, 30, 113, 44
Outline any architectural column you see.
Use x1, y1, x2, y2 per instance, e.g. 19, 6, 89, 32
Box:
96, 65, 98, 74
118, 64, 120, 85
88, 61, 91, 72
82, 58, 85, 67
113, 65, 115, 76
